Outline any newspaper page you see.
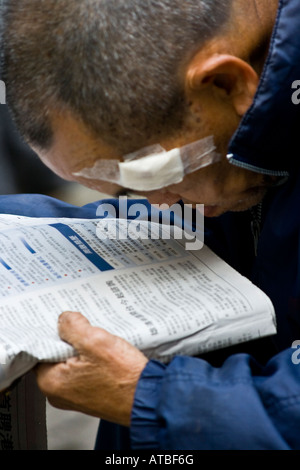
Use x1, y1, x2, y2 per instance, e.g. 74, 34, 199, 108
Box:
0, 214, 276, 391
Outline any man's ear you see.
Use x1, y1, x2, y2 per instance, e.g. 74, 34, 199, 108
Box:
185, 54, 259, 116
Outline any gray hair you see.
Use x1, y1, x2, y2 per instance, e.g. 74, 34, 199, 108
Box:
1, 0, 232, 150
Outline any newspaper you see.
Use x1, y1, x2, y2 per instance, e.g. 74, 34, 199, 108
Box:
0, 372, 47, 450
0, 214, 276, 391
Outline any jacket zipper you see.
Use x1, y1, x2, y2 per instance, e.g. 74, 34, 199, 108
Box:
227, 154, 290, 178
250, 203, 262, 257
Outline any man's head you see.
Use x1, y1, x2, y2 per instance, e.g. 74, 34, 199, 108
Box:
1, 0, 279, 216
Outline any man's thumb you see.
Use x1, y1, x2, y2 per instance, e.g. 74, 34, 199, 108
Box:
58, 311, 92, 351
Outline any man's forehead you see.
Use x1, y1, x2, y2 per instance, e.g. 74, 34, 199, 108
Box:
45, 110, 124, 168
46, 109, 178, 174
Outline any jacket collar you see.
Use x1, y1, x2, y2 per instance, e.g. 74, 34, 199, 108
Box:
228, 0, 300, 176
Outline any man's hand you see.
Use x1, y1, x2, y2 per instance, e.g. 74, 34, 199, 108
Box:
35, 311, 148, 427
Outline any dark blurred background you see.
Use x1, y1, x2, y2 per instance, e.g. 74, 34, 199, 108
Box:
0, 105, 69, 195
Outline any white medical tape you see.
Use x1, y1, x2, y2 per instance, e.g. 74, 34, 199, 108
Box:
119, 148, 184, 191
73, 135, 221, 191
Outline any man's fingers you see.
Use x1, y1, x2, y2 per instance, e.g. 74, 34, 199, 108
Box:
58, 311, 120, 360
58, 311, 93, 352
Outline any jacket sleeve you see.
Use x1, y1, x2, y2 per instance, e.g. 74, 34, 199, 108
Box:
130, 349, 300, 450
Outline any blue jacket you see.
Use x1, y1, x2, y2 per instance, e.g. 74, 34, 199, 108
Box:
1, 0, 300, 450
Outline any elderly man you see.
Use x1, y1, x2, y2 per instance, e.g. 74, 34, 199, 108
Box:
1, 0, 300, 449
